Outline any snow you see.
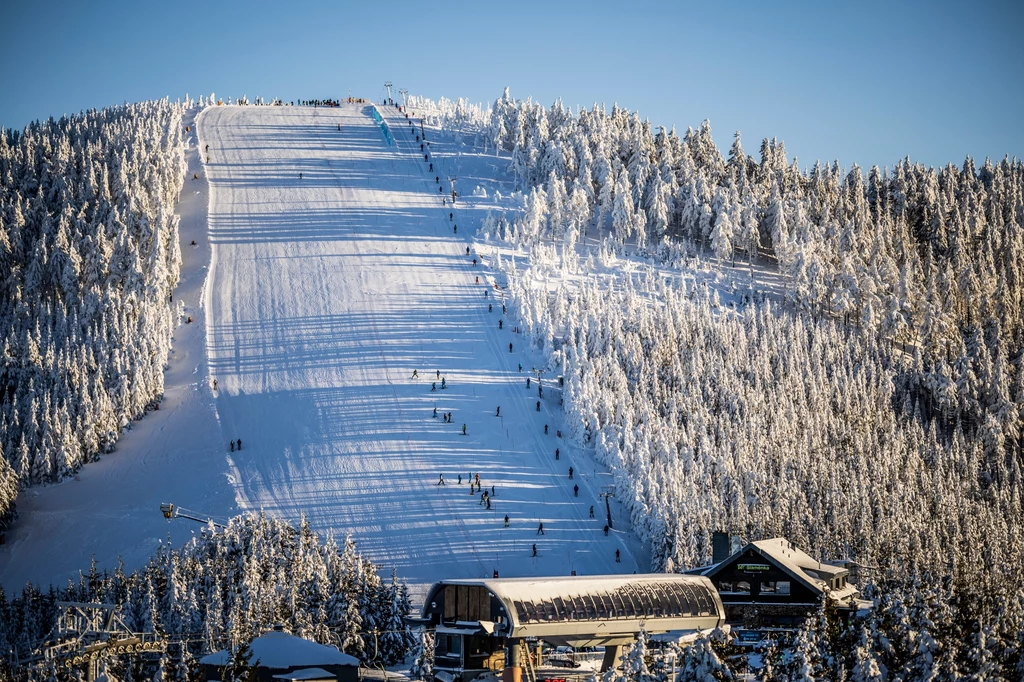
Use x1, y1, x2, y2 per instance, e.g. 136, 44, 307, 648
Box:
272, 669, 338, 681
1, 102, 641, 597
200, 630, 358, 668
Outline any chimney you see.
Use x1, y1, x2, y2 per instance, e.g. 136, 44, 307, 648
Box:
712, 531, 730, 565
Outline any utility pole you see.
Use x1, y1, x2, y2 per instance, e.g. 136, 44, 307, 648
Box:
399, 89, 409, 109
384, 81, 393, 104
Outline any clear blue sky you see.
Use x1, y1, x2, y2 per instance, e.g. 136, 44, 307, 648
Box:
2, 0, 1021, 170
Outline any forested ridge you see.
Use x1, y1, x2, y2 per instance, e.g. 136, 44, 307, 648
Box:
430, 88, 1024, 677
0, 100, 188, 529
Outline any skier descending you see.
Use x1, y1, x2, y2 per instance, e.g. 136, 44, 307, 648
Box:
437, 474, 445, 485
568, 467, 574, 479
532, 544, 538, 557
589, 506, 595, 518
433, 407, 438, 418
615, 549, 621, 562
462, 424, 467, 436
496, 406, 501, 417
537, 522, 545, 535
431, 382, 437, 391
504, 514, 510, 527
237, 439, 242, 450
574, 484, 579, 497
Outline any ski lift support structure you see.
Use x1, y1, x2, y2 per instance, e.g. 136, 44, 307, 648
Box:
160, 502, 227, 529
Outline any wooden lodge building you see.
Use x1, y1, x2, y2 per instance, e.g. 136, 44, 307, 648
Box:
687, 533, 872, 630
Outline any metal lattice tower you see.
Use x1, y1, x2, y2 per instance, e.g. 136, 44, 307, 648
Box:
28, 602, 166, 682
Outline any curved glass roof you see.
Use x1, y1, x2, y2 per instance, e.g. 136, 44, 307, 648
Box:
502, 578, 720, 624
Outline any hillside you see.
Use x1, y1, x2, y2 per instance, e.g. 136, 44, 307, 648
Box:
0, 102, 640, 594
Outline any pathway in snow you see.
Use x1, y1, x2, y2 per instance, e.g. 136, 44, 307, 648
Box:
203, 103, 636, 587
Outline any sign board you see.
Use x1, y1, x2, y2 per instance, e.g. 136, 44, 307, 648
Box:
738, 563, 771, 572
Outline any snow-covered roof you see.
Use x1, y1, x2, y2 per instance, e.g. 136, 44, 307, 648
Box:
272, 668, 337, 681
200, 630, 358, 669
436, 573, 718, 609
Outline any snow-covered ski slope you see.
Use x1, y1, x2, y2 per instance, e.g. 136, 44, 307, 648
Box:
1, 102, 640, 595
204, 103, 640, 586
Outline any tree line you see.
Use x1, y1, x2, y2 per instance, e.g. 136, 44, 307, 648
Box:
0, 100, 190, 531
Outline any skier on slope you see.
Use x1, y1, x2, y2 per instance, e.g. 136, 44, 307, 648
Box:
437, 473, 445, 485
532, 544, 537, 557
574, 484, 579, 497
568, 467, 573, 479
237, 439, 242, 450
496, 406, 501, 417
504, 514, 510, 527
589, 506, 595, 518
433, 407, 438, 418
537, 522, 545, 535
555, 448, 559, 459
462, 424, 467, 435
510, 343, 513, 353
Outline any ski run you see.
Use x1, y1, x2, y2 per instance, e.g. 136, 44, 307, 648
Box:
0, 102, 641, 596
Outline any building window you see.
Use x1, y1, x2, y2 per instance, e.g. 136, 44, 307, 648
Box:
719, 581, 750, 594
759, 581, 791, 595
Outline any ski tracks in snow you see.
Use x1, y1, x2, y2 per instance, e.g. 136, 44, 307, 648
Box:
200, 103, 635, 591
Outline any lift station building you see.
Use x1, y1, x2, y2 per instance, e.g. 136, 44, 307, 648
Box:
413, 574, 724, 682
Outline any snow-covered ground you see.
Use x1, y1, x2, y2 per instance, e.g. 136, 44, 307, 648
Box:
1, 103, 641, 597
